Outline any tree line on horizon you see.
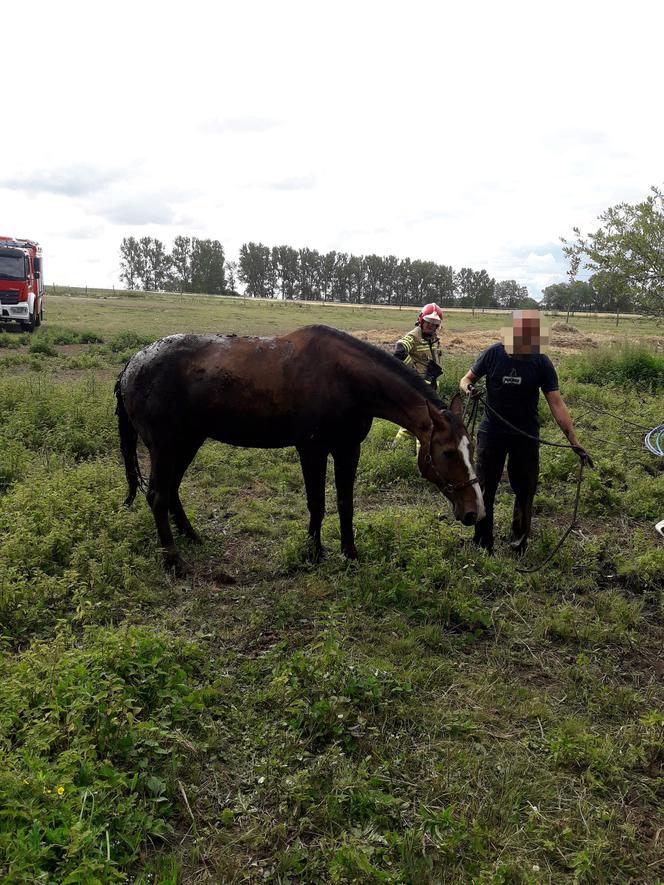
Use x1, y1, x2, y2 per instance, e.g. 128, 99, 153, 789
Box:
118, 186, 664, 315
119, 236, 538, 310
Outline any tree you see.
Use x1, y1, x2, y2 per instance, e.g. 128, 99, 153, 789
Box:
331, 253, 352, 303
364, 254, 385, 305
495, 279, 530, 309
238, 242, 273, 297
225, 260, 239, 296
320, 251, 338, 302
298, 248, 322, 300
381, 255, 400, 305
347, 255, 365, 303
132, 237, 169, 291
590, 271, 633, 325
271, 246, 299, 299
473, 269, 496, 312
147, 238, 171, 292
409, 260, 439, 306
455, 268, 494, 314
434, 264, 456, 306
119, 236, 142, 290
541, 280, 595, 314
191, 238, 225, 295
170, 236, 192, 293
562, 186, 664, 314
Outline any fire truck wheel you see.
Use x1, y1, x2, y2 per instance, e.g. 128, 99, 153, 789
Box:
23, 311, 37, 333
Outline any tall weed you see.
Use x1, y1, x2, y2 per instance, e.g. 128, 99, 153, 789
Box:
565, 345, 664, 389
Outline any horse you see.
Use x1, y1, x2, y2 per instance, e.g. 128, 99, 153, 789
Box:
114, 325, 485, 576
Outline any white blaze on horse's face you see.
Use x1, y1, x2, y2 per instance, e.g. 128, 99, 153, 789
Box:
458, 435, 485, 520
419, 399, 484, 525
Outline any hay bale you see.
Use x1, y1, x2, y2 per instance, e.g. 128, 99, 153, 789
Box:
551, 321, 579, 333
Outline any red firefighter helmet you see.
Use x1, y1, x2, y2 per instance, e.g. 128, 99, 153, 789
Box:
418, 303, 443, 327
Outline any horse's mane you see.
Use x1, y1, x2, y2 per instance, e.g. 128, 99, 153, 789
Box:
307, 324, 448, 409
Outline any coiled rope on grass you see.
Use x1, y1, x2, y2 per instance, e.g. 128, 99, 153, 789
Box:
645, 424, 664, 457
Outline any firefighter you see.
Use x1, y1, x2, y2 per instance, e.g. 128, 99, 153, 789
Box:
393, 303, 444, 447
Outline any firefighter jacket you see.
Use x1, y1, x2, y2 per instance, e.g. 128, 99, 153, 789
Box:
394, 325, 443, 385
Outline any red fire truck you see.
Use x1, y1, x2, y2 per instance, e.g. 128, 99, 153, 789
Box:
0, 236, 44, 332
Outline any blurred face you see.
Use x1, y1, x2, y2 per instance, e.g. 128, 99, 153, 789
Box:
502, 310, 549, 355
421, 320, 439, 336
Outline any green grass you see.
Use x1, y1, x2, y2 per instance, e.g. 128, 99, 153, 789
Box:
565, 344, 664, 390
38, 289, 664, 339
0, 297, 662, 882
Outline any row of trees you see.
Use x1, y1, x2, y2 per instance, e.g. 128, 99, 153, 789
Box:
117, 186, 664, 315
541, 278, 633, 317
118, 237, 537, 309
236, 242, 537, 309
119, 236, 226, 294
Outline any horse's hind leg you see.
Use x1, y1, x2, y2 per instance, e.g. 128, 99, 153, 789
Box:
146, 450, 188, 574
169, 441, 203, 542
332, 442, 361, 560
297, 444, 328, 561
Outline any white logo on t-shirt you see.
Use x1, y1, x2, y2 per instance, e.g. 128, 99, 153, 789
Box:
502, 368, 522, 385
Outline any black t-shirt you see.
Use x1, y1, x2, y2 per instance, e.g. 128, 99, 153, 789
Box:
471, 343, 559, 436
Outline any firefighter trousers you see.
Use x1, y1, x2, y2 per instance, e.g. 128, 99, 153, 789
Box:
473, 430, 539, 554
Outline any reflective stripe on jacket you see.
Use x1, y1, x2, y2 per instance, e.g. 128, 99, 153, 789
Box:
394, 326, 442, 378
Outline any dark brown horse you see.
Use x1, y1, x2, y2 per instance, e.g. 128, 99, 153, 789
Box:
115, 325, 484, 575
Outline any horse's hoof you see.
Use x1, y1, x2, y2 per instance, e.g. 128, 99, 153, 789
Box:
305, 539, 324, 563
212, 568, 237, 585
342, 545, 358, 560
166, 556, 193, 577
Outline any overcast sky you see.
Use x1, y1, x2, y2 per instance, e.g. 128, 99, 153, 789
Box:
2, 0, 663, 298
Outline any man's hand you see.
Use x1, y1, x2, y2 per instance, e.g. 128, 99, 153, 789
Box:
572, 444, 594, 468
466, 383, 481, 399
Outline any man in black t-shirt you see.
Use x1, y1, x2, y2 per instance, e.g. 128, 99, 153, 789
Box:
459, 311, 592, 554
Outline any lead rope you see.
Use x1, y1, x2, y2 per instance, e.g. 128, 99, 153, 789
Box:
466, 390, 587, 574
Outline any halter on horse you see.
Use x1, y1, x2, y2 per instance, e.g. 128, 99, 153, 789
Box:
115, 325, 485, 575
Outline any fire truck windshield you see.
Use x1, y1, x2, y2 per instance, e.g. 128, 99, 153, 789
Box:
0, 252, 26, 280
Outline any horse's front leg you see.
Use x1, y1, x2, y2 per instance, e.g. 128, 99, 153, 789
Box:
297, 444, 328, 561
332, 442, 361, 560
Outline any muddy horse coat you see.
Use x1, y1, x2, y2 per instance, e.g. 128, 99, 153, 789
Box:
115, 325, 484, 574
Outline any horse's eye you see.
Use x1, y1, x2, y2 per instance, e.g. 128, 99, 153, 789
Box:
443, 449, 456, 459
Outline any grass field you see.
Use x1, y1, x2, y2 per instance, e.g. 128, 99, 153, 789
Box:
42, 288, 664, 339
0, 296, 662, 883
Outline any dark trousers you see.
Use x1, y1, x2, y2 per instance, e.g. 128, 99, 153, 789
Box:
473, 430, 539, 553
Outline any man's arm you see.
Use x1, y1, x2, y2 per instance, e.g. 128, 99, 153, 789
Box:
459, 369, 478, 395
394, 335, 413, 363
544, 390, 593, 466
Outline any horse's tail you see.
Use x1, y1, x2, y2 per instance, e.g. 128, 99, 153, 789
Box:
114, 369, 144, 506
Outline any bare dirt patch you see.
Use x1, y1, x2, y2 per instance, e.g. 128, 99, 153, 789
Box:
354, 326, 664, 355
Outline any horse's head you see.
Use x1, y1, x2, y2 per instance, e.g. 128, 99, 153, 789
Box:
417, 394, 485, 525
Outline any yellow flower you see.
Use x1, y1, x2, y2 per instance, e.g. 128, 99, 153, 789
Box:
57, 785, 65, 796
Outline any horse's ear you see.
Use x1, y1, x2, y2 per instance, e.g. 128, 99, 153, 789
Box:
426, 400, 447, 426
449, 393, 464, 418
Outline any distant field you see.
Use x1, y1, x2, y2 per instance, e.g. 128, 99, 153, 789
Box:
0, 295, 662, 883
42, 289, 664, 340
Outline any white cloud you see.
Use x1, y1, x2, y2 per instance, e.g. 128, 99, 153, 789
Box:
200, 116, 282, 134
1, 0, 663, 296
